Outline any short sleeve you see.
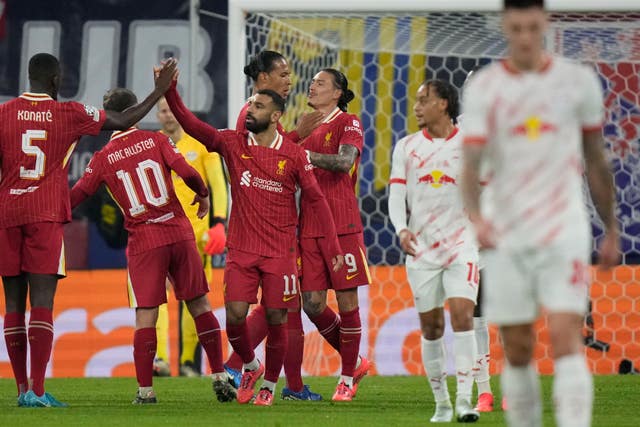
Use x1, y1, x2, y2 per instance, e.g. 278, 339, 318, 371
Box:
340, 115, 364, 153
461, 74, 489, 145
578, 66, 605, 131
70, 101, 106, 137
389, 138, 407, 185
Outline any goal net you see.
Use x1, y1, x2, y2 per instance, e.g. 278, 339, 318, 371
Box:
222, 3, 640, 376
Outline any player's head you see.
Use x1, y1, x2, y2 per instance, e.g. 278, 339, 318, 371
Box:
245, 89, 285, 133
103, 88, 138, 113
244, 50, 291, 98
156, 97, 181, 134
28, 53, 61, 99
414, 79, 459, 128
503, 0, 547, 68
308, 68, 355, 112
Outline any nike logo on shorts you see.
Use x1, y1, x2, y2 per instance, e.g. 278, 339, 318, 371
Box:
346, 273, 359, 280
282, 294, 297, 302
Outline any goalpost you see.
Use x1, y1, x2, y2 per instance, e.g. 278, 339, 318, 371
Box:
219, 0, 640, 376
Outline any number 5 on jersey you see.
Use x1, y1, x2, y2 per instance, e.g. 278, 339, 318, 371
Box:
20, 130, 47, 179
116, 159, 169, 216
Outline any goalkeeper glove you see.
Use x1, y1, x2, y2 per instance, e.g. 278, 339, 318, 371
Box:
203, 223, 226, 255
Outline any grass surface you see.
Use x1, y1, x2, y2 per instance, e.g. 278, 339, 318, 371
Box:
0, 375, 637, 426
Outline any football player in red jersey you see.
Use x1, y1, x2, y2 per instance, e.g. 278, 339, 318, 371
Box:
70, 88, 236, 405
0, 53, 176, 407
163, 72, 344, 406
225, 50, 325, 401
299, 68, 372, 401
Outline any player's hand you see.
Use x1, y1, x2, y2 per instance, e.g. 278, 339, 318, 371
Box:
191, 194, 210, 219
295, 111, 325, 139
203, 223, 226, 255
597, 230, 620, 270
398, 229, 418, 257
154, 58, 178, 93
472, 217, 496, 249
331, 254, 344, 272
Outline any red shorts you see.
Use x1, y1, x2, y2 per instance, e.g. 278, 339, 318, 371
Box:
127, 239, 209, 308
224, 249, 299, 310
0, 222, 66, 277
300, 233, 371, 292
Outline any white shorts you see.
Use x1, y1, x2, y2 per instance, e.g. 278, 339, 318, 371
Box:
482, 243, 590, 325
406, 257, 480, 313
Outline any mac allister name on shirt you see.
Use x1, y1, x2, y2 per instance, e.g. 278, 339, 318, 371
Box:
106, 138, 156, 164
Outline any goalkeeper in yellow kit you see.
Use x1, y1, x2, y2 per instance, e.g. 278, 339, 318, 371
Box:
153, 97, 228, 377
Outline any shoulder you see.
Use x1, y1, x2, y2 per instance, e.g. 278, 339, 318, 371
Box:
338, 113, 363, 135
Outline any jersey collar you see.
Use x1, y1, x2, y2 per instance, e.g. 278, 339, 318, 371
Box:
322, 107, 342, 124
501, 54, 553, 75
19, 92, 54, 101
248, 131, 283, 149
422, 126, 459, 142
110, 127, 138, 141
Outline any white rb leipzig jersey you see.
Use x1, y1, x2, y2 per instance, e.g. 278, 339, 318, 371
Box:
462, 56, 604, 250
389, 127, 478, 268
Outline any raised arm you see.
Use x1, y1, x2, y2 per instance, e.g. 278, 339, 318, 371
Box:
583, 130, 620, 268
164, 83, 223, 153
102, 59, 177, 130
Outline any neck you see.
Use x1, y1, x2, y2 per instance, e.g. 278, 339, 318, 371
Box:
29, 84, 53, 98
165, 127, 183, 143
315, 103, 337, 116
253, 126, 278, 147
508, 50, 546, 72
426, 118, 454, 139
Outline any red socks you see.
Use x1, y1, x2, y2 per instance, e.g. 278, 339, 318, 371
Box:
264, 323, 287, 383
226, 321, 255, 366
28, 307, 54, 396
225, 305, 268, 370
338, 307, 361, 377
284, 311, 304, 392
133, 327, 157, 387
310, 306, 341, 351
4, 312, 28, 394
194, 311, 224, 374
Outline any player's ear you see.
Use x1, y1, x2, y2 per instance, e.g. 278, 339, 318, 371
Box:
271, 109, 282, 123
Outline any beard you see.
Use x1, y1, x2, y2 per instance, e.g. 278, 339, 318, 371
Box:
245, 116, 270, 133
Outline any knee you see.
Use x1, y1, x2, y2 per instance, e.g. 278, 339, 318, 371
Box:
503, 336, 534, 366
265, 308, 287, 325
449, 310, 474, 332
185, 295, 210, 318
225, 305, 247, 325
302, 292, 326, 318
421, 318, 445, 340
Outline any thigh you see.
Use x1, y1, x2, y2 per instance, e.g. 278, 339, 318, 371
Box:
442, 254, 480, 304
538, 243, 590, 316
223, 249, 260, 305
127, 245, 171, 308
406, 266, 444, 313
482, 249, 538, 325
0, 226, 22, 276
260, 255, 299, 310
22, 222, 66, 277
326, 233, 371, 290
168, 240, 209, 302
300, 237, 331, 292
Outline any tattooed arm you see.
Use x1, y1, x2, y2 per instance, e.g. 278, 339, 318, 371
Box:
307, 144, 359, 173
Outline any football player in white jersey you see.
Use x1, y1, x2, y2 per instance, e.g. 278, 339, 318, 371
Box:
460, 1, 619, 427
389, 79, 480, 423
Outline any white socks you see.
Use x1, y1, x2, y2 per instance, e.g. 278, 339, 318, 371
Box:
453, 330, 477, 402
473, 316, 492, 394
501, 363, 542, 427
553, 353, 593, 427
421, 336, 450, 403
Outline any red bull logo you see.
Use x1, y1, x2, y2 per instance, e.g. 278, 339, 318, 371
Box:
511, 115, 557, 141
418, 169, 456, 188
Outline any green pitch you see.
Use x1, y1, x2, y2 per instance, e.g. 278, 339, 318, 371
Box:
0, 375, 637, 426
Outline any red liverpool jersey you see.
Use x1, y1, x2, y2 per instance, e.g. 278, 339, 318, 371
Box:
167, 86, 340, 258
0, 92, 106, 227
300, 107, 364, 237
71, 128, 204, 255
